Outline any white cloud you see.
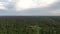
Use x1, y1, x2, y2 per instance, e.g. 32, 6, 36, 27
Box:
0, 0, 16, 10
7, 0, 17, 4
51, 9, 60, 15
8, 0, 12, 2
0, 2, 7, 10
15, 0, 58, 11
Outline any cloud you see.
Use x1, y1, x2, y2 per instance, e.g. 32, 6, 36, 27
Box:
0, 0, 7, 2
15, 0, 58, 11
51, 9, 60, 15
0, 2, 7, 10
0, 0, 60, 16
14, 0, 60, 16
5, 0, 17, 10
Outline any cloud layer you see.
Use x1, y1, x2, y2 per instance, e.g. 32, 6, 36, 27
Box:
15, 0, 58, 11
0, 0, 60, 16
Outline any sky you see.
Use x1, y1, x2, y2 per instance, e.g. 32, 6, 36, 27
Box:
0, 0, 60, 16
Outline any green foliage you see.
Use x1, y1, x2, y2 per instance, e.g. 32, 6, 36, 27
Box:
0, 16, 60, 34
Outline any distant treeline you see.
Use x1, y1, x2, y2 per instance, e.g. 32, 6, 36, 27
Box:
0, 16, 60, 34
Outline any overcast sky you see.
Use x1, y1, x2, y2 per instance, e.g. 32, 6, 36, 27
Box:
0, 0, 60, 16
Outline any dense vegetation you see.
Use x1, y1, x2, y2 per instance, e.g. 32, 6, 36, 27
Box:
0, 16, 60, 34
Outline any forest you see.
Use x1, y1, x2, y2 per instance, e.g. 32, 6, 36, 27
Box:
0, 16, 60, 34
